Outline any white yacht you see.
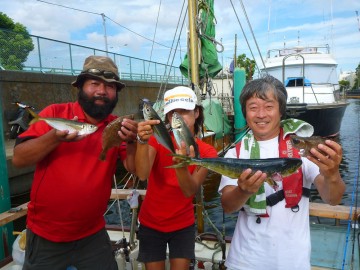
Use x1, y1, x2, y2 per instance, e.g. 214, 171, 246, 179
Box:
262, 45, 349, 137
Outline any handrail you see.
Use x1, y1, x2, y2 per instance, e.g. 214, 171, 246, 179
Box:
0, 28, 187, 85
282, 53, 305, 102
1, 196, 359, 228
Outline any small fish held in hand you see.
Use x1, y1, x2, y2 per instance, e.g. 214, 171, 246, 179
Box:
171, 112, 199, 157
28, 108, 98, 135
290, 135, 334, 157
100, 114, 134, 161
142, 99, 175, 153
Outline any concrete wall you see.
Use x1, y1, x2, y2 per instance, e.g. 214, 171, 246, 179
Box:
0, 70, 180, 135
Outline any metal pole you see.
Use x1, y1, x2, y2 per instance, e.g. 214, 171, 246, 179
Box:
188, 0, 199, 86
101, 13, 109, 55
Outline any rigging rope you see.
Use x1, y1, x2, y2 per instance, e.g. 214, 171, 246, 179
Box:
238, 0, 267, 71
146, 0, 163, 76
229, 0, 261, 75
156, 0, 187, 104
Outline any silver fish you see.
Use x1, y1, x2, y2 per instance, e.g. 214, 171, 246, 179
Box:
168, 155, 303, 187
142, 99, 175, 153
28, 108, 98, 136
171, 112, 199, 157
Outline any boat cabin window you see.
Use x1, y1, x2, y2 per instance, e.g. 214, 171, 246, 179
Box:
285, 77, 311, 87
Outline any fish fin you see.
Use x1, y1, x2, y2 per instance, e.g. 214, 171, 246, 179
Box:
265, 177, 278, 188
165, 162, 187, 168
27, 108, 40, 125
29, 118, 39, 125
166, 154, 191, 168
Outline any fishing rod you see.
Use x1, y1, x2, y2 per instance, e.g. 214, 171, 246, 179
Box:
341, 121, 360, 270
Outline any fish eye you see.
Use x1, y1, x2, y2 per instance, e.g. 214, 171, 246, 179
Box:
292, 138, 300, 144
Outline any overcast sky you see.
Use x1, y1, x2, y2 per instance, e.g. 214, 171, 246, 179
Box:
1, 0, 360, 75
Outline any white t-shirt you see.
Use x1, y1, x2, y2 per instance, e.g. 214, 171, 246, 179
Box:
218, 137, 320, 270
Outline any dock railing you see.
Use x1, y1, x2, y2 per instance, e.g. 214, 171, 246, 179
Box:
0, 28, 187, 85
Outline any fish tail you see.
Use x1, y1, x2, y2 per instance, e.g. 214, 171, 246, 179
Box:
27, 108, 40, 125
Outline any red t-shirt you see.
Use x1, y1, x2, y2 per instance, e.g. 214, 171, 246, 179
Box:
138, 135, 217, 232
18, 102, 126, 242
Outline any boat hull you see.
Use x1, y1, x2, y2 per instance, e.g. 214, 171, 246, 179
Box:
286, 102, 349, 137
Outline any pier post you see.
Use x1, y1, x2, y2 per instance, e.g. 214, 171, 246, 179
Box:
0, 97, 14, 260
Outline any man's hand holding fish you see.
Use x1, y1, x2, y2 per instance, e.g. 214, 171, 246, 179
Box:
118, 117, 138, 143
290, 135, 344, 204
53, 116, 87, 142
305, 139, 344, 204
236, 168, 268, 196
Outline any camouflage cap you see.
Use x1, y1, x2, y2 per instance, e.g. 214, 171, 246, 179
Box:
72, 55, 125, 91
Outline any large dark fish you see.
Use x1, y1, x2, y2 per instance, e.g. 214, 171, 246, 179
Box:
171, 112, 199, 157
28, 108, 98, 135
290, 135, 331, 157
142, 99, 175, 153
99, 114, 134, 161
167, 155, 303, 187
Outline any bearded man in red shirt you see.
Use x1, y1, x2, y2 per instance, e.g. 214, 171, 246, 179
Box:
12, 55, 137, 270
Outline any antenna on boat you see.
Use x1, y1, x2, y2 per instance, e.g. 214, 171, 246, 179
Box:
101, 13, 109, 55
356, 11, 360, 32
283, 36, 286, 48
297, 30, 300, 46
267, 0, 272, 52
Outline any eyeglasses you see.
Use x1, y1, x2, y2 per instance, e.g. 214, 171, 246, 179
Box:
82, 69, 119, 80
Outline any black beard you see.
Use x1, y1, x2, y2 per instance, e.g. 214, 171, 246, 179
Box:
78, 89, 118, 120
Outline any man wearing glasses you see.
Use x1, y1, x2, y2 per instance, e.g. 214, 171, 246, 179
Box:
12, 56, 138, 270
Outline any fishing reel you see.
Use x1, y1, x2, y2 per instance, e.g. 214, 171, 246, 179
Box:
114, 237, 131, 262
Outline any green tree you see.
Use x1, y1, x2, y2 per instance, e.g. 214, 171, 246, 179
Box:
236, 53, 256, 81
0, 12, 34, 70
353, 63, 360, 90
338, 79, 350, 92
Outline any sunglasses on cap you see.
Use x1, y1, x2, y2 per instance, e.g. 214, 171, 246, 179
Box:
82, 69, 119, 80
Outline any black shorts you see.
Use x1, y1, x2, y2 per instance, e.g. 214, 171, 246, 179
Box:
137, 224, 195, 263
23, 228, 117, 270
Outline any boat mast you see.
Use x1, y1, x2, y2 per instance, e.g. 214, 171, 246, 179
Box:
188, 0, 205, 234
188, 0, 199, 87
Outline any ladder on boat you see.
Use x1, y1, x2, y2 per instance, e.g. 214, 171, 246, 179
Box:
217, 93, 233, 115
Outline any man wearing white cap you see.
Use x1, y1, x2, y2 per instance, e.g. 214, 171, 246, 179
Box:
134, 86, 217, 270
